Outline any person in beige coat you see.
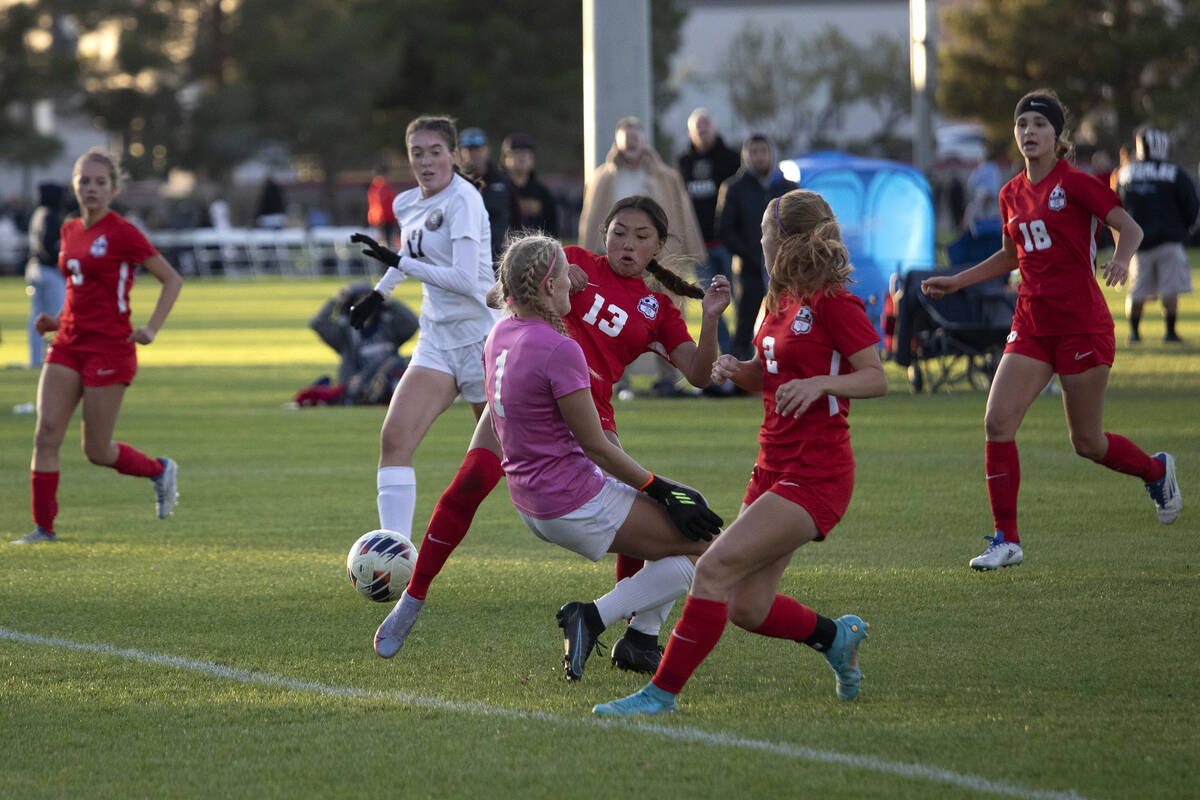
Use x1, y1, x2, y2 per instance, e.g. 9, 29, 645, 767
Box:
579, 117, 705, 263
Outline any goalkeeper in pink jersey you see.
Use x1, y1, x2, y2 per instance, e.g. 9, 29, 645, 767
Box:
478, 234, 722, 680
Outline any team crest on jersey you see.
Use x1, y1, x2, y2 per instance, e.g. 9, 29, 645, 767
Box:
1048, 184, 1066, 211
425, 209, 444, 231
636, 295, 660, 320
790, 305, 814, 334
90, 235, 108, 257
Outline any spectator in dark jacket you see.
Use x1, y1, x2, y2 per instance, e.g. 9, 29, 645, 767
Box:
717, 134, 798, 360
677, 108, 742, 355
458, 127, 522, 266
1114, 126, 1200, 343
25, 182, 67, 368
501, 133, 560, 236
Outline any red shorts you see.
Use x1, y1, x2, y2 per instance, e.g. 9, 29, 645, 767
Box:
46, 343, 138, 386
1003, 329, 1114, 375
742, 466, 855, 539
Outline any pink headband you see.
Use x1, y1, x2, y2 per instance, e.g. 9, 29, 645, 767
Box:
540, 249, 558, 288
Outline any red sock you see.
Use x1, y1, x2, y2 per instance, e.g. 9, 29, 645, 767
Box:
1099, 433, 1163, 482
406, 447, 504, 600
616, 554, 644, 582
985, 440, 1020, 543
751, 594, 818, 641
112, 443, 164, 479
651, 596, 728, 695
31, 471, 59, 532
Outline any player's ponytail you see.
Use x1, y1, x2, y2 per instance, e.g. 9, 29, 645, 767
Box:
765, 191, 853, 312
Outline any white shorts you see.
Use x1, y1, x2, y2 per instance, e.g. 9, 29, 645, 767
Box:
1128, 242, 1193, 301
408, 336, 487, 403
518, 477, 637, 562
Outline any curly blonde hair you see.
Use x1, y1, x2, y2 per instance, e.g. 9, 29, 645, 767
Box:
486, 233, 567, 334
763, 190, 852, 312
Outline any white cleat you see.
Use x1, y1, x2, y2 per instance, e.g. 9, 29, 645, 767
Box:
1145, 453, 1181, 524
154, 458, 179, 519
969, 531, 1023, 571
374, 591, 424, 658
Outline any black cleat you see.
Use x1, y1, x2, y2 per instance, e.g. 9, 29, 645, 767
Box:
610, 635, 663, 674
556, 602, 604, 681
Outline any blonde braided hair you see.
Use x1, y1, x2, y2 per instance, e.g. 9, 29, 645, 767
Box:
487, 233, 567, 335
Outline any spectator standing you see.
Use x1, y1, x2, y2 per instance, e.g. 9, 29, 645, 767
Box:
25, 182, 68, 368
367, 166, 399, 247
501, 133, 560, 236
1114, 126, 1199, 343
677, 108, 742, 355
256, 175, 286, 229
458, 127, 521, 265
717, 134, 797, 360
578, 116, 705, 397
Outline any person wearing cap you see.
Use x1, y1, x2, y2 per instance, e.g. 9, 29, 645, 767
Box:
458, 127, 522, 266
920, 88, 1179, 573
1114, 126, 1199, 344
501, 133, 560, 236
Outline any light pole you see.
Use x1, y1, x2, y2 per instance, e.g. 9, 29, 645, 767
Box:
910, 0, 934, 175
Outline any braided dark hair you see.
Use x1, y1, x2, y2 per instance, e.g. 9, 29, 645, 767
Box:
601, 195, 704, 300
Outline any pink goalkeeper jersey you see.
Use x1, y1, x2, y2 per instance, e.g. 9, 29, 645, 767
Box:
483, 316, 606, 519
1000, 159, 1122, 336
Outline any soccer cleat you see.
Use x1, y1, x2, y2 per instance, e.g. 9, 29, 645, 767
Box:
823, 614, 868, 701
1145, 452, 1181, 524
154, 458, 179, 518
593, 682, 677, 716
610, 635, 664, 674
374, 591, 424, 658
11, 526, 56, 545
556, 602, 604, 681
969, 531, 1023, 571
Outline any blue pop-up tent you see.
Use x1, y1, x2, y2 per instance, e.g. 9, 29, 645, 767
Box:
780, 151, 935, 334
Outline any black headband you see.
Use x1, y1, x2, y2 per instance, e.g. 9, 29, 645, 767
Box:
1014, 95, 1063, 137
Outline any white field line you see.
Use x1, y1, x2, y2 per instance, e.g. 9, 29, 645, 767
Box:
1, 626, 1088, 800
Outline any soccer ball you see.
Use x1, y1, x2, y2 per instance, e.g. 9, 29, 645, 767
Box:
346, 529, 417, 603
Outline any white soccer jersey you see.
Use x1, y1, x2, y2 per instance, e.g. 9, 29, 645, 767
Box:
391, 172, 498, 348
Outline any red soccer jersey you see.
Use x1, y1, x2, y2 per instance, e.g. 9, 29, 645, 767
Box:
563, 246, 692, 416
753, 290, 880, 477
55, 211, 157, 351
1000, 159, 1121, 336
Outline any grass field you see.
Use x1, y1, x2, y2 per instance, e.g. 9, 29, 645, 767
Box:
1, 266, 1197, 800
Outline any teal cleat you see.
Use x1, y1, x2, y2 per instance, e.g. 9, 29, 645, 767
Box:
824, 614, 868, 701
593, 682, 677, 716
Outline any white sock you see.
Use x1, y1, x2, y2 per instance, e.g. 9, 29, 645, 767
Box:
629, 601, 673, 638
593, 556, 695, 628
377, 466, 416, 538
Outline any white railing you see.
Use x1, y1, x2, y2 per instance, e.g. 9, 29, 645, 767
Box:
146, 226, 378, 278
